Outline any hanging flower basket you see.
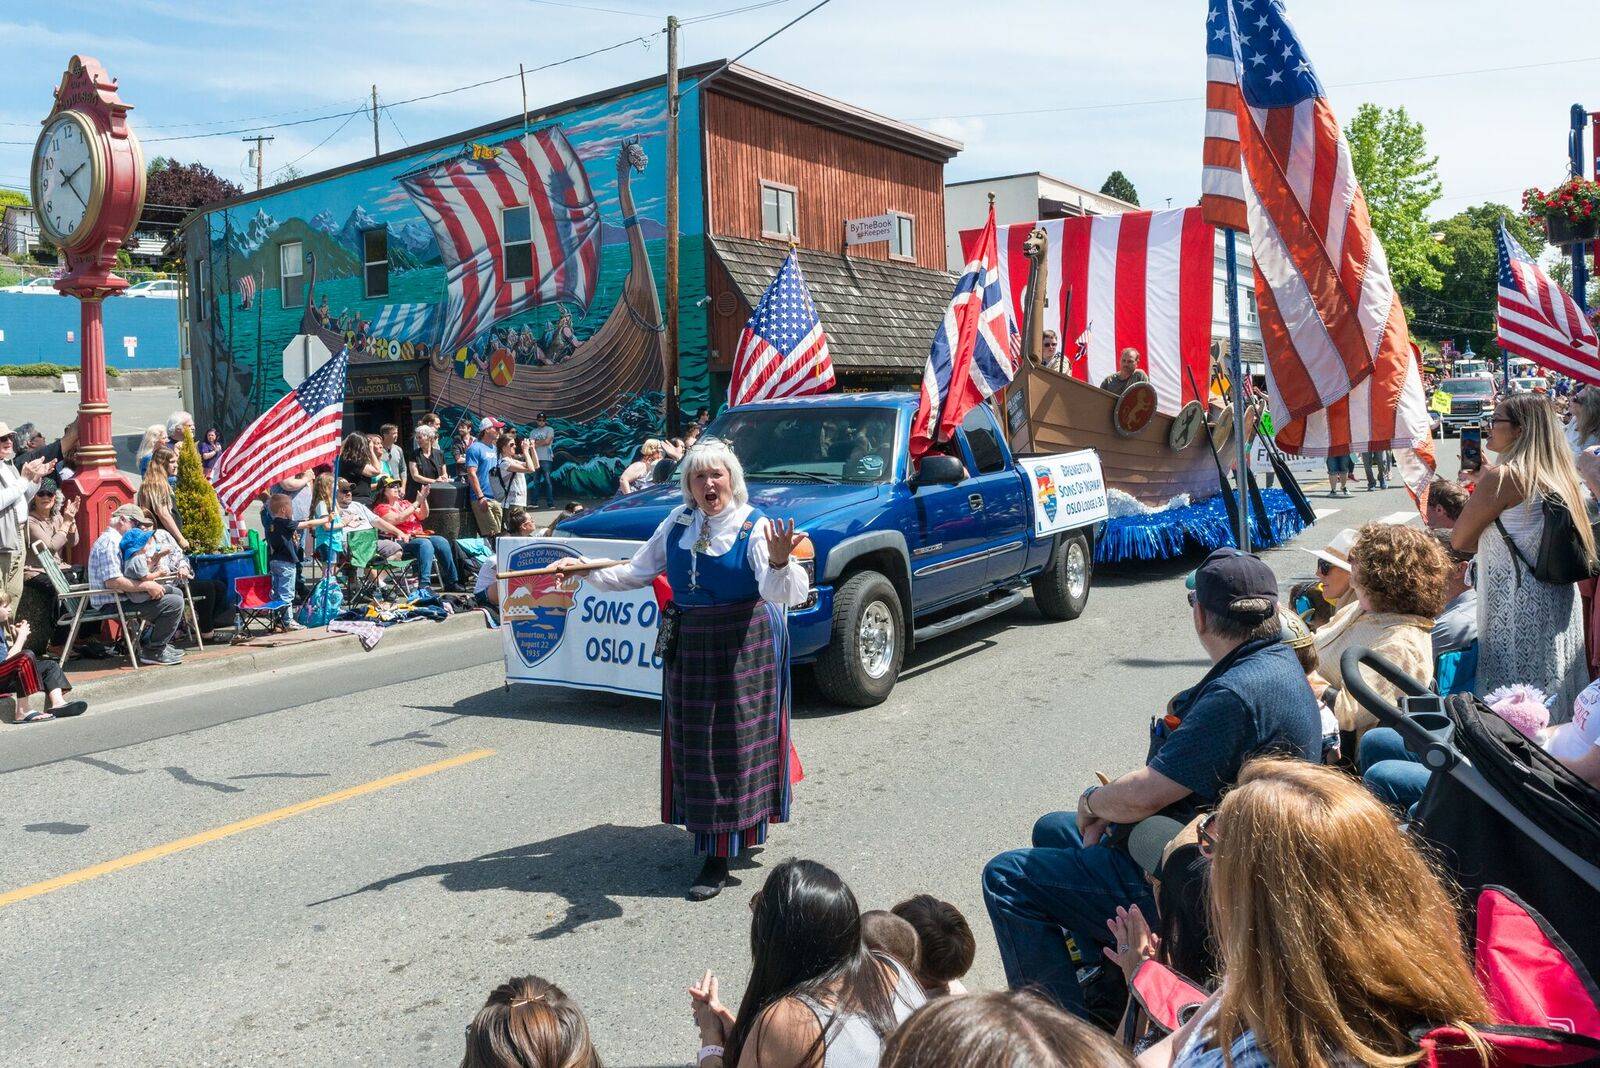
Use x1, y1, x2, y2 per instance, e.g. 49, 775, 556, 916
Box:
1524, 178, 1600, 247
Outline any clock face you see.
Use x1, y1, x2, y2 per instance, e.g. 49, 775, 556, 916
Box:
33, 113, 98, 247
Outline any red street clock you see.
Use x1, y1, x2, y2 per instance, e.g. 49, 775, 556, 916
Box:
30, 56, 146, 563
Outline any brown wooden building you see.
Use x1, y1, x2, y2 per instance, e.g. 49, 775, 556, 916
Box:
695, 64, 962, 399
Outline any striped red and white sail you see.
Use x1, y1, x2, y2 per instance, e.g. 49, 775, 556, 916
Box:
399, 126, 600, 356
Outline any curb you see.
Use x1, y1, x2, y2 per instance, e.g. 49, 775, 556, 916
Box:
72, 609, 493, 707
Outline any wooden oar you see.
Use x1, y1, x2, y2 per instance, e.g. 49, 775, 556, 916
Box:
497, 559, 627, 581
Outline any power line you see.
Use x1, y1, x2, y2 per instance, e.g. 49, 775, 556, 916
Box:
683, 0, 797, 24
522, 0, 660, 17
271, 105, 363, 178
383, 105, 411, 148
682, 0, 834, 96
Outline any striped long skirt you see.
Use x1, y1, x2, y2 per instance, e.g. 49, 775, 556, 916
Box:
661, 599, 792, 857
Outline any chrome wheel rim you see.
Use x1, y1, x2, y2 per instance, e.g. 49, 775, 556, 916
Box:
858, 601, 896, 680
1066, 540, 1088, 601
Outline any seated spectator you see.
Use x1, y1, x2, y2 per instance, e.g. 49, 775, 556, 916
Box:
318, 479, 403, 560
1425, 478, 1469, 529
1137, 757, 1489, 1068
461, 975, 600, 1068
861, 910, 921, 977
1291, 528, 1355, 629
473, 508, 536, 612
1278, 609, 1340, 763
88, 504, 185, 666
21, 479, 78, 653
373, 476, 464, 592
1429, 529, 1478, 696
882, 991, 1133, 1068
689, 859, 925, 1068
891, 895, 975, 999
0, 608, 85, 722
119, 525, 174, 593
1544, 677, 1600, 788
265, 493, 303, 632
982, 549, 1321, 1016
1311, 522, 1447, 744
145, 520, 234, 641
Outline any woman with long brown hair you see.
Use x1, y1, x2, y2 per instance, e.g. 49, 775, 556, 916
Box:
1454, 393, 1595, 718
137, 447, 187, 552
1139, 757, 1488, 1068
460, 975, 600, 1068
883, 991, 1131, 1067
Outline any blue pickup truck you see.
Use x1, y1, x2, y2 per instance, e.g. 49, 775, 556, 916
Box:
557, 392, 1105, 706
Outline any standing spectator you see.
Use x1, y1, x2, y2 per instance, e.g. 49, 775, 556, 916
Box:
21, 480, 77, 652
88, 505, 185, 666
338, 433, 383, 507
1137, 758, 1489, 1068
165, 411, 195, 444
461, 976, 600, 1068
1099, 347, 1149, 397
1454, 393, 1594, 720
983, 549, 1321, 1016
1324, 452, 1354, 497
1359, 449, 1390, 491
264, 493, 303, 632
492, 432, 536, 509
1424, 478, 1469, 529
529, 412, 557, 508
373, 477, 463, 592
451, 419, 474, 469
882, 991, 1132, 1068
135, 424, 168, 476
198, 428, 224, 480
137, 448, 189, 552
689, 859, 925, 1068
406, 425, 448, 501
0, 427, 51, 611
19, 420, 76, 473
465, 417, 504, 537
378, 423, 407, 495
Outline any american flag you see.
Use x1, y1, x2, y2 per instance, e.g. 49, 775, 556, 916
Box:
910, 204, 1016, 460
969, 209, 1215, 416
1496, 222, 1600, 386
729, 249, 835, 406
211, 349, 349, 517
1202, 0, 1431, 492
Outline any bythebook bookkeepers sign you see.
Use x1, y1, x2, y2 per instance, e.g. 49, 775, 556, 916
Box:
499, 536, 663, 699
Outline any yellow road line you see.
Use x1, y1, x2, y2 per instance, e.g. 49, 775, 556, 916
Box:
0, 748, 495, 910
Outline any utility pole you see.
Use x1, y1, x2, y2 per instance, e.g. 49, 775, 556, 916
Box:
371, 84, 381, 157
664, 14, 681, 435
242, 134, 274, 191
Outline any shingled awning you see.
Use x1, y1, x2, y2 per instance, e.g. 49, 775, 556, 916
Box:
709, 235, 956, 375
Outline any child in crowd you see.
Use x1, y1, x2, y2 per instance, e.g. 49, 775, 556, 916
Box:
861, 909, 922, 977
461, 975, 600, 1068
119, 525, 176, 594
265, 493, 303, 632
892, 894, 975, 998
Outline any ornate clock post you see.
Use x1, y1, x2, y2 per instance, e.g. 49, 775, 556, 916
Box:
30, 56, 146, 564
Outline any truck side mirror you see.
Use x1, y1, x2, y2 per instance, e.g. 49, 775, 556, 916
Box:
914, 454, 966, 488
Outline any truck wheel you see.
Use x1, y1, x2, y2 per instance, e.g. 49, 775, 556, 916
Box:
1032, 532, 1092, 621
814, 570, 904, 708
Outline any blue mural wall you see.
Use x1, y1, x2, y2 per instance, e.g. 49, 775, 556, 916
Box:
0, 292, 180, 368
194, 83, 706, 496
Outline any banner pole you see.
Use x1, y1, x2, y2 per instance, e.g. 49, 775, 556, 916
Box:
1224, 228, 1251, 551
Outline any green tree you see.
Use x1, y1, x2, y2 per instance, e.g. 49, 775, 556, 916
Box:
1404, 203, 1545, 356
173, 427, 225, 552
1344, 104, 1443, 293
1099, 170, 1139, 206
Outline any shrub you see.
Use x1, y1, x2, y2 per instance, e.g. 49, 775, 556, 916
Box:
0, 364, 119, 378
173, 427, 225, 552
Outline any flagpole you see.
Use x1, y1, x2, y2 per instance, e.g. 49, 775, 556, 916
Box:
1570, 105, 1591, 317
1221, 229, 1251, 550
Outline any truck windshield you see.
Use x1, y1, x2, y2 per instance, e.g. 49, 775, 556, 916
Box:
1441, 379, 1493, 396
710, 407, 898, 484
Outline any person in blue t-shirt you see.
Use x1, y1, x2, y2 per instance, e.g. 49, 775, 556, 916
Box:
982, 548, 1322, 1017
465, 416, 504, 538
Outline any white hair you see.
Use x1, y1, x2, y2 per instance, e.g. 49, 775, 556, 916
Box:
166, 411, 194, 439
679, 438, 748, 510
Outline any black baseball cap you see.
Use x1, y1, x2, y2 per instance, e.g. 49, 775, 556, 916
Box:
1186, 548, 1279, 620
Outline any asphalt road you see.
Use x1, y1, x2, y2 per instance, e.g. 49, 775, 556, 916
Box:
0, 468, 1431, 1067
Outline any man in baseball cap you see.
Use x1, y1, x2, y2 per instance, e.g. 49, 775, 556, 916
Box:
465, 418, 505, 537
983, 547, 1322, 1015
87, 502, 186, 666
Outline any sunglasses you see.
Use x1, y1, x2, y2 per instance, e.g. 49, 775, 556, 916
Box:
1198, 812, 1218, 858
1316, 559, 1334, 576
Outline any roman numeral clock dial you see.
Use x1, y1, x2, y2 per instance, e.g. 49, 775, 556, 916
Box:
32, 113, 98, 247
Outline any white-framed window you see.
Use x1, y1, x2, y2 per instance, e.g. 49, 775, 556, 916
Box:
1243, 288, 1258, 325
194, 258, 209, 322
760, 181, 797, 240
279, 240, 304, 309
503, 204, 533, 281
890, 211, 915, 261
362, 228, 389, 299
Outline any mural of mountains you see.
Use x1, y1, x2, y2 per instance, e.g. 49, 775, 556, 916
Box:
391, 219, 439, 263
602, 216, 667, 245
306, 206, 440, 269
226, 214, 359, 288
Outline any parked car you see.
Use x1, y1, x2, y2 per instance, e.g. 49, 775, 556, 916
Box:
558, 393, 1106, 707
1437, 377, 1498, 437
0, 277, 59, 294
1511, 376, 1550, 394
124, 279, 180, 299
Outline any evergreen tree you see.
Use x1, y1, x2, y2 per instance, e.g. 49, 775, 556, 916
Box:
1099, 171, 1139, 206
173, 428, 225, 552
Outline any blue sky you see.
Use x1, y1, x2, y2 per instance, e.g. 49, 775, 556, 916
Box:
2, 0, 1597, 224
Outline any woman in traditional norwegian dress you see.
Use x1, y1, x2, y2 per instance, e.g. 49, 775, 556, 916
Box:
557, 439, 808, 900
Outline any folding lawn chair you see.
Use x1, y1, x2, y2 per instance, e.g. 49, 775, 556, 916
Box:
344, 527, 415, 605
233, 574, 289, 639
35, 541, 140, 670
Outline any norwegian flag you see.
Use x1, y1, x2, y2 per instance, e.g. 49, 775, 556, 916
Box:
729, 249, 835, 406
1202, 0, 1432, 497
910, 204, 1017, 460
211, 349, 349, 517
1496, 222, 1600, 386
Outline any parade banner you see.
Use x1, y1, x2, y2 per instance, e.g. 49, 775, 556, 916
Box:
1251, 437, 1321, 477
1020, 450, 1110, 536
499, 536, 663, 699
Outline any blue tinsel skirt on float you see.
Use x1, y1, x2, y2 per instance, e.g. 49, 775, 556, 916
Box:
1095, 488, 1310, 564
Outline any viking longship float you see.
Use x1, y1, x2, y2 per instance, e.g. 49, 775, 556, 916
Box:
1006, 224, 1250, 507
387, 127, 667, 424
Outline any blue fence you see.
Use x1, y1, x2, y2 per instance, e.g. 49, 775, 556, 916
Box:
0, 292, 180, 368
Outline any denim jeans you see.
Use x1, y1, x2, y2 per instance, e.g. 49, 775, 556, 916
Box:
1358, 727, 1430, 814
530, 466, 555, 507
402, 534, 458, 588
269, 560, 296, 623
982, 811, 1156, 1016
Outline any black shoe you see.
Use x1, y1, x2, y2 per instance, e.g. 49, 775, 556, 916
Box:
139, 646, 183, 666
689, 857, 729, 901
51, 700, 87, 718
